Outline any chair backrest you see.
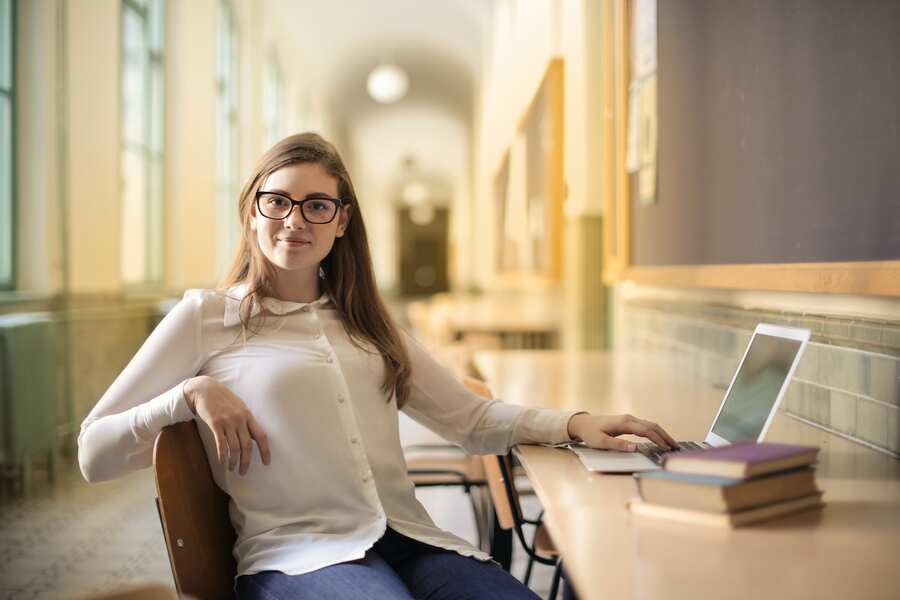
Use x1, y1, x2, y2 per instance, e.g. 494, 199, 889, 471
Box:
153, 420, 236, 600
460, 376, 517, 531
480, 452, 519, 531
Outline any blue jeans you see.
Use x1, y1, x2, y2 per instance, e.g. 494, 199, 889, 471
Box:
234, 527, 541, 599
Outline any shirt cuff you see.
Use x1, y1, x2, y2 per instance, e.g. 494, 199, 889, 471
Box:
130, 378, 196, 442
521, 407, 590, 446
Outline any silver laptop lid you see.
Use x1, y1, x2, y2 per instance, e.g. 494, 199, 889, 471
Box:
705, 324, 810, 446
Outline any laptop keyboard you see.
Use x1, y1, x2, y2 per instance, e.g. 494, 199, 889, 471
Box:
637, 441, 709, 465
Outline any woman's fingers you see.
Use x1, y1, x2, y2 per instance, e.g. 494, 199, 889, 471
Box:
636, 417, 679, 449
213, 427, 228, 465
236, 424, 254, 476
247, 415, 272, 466
224, 426, 241, 471
595, 433, 637, 452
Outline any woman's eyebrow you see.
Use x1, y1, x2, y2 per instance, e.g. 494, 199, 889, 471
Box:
261, 188, 336, 199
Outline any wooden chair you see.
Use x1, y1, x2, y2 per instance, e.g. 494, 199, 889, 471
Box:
72, 583, 187, 600
481, 450, 567, 599
153, 420, 237, 600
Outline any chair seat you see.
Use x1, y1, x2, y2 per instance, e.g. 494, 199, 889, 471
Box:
407, 455, 487, 485
533, 522, 559, 558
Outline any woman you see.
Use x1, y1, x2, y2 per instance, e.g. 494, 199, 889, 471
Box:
78, 132, 677, 599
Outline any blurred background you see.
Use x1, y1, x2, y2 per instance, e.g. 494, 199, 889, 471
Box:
0, 0, 898, 597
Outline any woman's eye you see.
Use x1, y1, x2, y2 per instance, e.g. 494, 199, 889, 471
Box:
310, 201, 327, 211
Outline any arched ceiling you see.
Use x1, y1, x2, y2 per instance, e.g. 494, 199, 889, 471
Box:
264, 0, 492, 123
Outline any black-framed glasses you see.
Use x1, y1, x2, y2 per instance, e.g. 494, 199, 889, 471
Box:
255, 190, 345, 224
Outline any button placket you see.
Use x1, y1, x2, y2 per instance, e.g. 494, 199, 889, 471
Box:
328, 373, 382, 510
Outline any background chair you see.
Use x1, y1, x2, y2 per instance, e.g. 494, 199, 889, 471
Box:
481, 450, 567, 600
404, 375, 493, 549
153, 420, 236, 600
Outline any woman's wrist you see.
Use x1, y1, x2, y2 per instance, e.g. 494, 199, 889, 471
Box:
183, 376, 207, 415
567, 412, 590, 441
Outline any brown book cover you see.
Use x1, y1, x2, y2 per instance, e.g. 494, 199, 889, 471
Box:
627, 492, 825, 528
635, 467, 819, 513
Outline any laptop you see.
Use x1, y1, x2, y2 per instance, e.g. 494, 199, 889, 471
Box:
570, 323, 811, 473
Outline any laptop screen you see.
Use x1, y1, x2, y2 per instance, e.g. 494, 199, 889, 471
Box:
710, 333, 803, 443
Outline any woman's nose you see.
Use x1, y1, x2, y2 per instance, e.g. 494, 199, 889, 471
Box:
283, 206, 307, 229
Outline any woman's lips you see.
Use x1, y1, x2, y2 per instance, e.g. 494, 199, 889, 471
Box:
279, 239, 311, 247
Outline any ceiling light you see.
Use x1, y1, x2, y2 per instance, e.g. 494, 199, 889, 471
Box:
367, 64, 409, 104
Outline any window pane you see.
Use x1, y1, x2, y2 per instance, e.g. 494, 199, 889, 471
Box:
121, 149, 147, 284
148, 0, 164, 52
150, 64, 164, 153
0, 97, 11, 286
147, 157, 164, 282
122, 7, 148, 145
0, 0, 10, 90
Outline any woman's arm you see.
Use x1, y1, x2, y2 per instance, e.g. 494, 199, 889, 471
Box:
77, 289, 207, 482
399, 332, 583, 455
399, 332, 680, 454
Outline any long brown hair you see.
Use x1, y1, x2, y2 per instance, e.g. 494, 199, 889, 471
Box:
218, 132, 411, 407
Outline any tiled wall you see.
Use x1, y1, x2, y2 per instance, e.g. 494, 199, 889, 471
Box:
1, 296, 170, 463
613, 296, 900, 458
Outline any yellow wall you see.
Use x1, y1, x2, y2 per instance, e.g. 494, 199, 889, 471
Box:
66, 0, 121, 293
471, 0, 605, 293
165, 0, 218, 289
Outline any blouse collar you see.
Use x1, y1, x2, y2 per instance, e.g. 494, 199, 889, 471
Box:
223, 283, 331, 327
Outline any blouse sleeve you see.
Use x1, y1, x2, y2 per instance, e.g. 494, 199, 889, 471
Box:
77, 289, 208, 482
399, 331, 583, 455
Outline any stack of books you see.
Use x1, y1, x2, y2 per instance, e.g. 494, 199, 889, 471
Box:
628, 441, 825, 527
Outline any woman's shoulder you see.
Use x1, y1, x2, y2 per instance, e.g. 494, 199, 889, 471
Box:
176, 287, 242, 328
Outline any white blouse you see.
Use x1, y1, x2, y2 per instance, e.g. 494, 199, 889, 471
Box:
77, 284, 581, 583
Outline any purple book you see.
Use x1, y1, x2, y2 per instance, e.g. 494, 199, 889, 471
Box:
663, 441, 820, 479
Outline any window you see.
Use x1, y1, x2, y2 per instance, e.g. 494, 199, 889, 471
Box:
264, 54, 283, 148
120, 0, 165, 287
0, 0, 15, 290
216, 0, 239, 278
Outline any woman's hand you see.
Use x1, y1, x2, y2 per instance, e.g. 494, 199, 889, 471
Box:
185, 376, 272, 476
567, 412, 678, 452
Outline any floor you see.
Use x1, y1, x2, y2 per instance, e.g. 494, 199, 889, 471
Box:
0, 448, 559, 600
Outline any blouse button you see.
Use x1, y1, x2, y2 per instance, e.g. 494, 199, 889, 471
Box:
326, 355, 334, 364
300, 305, 311, 313
337, 396, 345, 404
351, 438, 359, 444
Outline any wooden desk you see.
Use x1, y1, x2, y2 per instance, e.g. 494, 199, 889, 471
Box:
409, 294, 561, 350
473, 350, 900, 600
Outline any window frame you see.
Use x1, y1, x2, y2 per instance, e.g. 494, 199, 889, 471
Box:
215, 0, 240, 279
119, 0, 165, 291
0, 0, 17, 291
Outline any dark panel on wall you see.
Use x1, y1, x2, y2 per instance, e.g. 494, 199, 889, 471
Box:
635, 0, 900, 266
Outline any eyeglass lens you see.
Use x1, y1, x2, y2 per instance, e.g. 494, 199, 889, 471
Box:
258, 193, 338, 224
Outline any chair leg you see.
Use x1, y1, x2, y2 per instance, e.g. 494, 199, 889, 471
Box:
548, 559, 563, 600
466, 486, 485, 548
523, 554, 535, 586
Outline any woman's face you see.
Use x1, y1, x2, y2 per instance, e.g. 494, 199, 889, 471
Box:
250, 162, 351, 275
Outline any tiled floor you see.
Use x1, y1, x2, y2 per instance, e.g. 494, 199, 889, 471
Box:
0, 451, 558, 600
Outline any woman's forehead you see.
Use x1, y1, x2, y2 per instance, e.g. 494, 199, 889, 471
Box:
263, 162, 338, 196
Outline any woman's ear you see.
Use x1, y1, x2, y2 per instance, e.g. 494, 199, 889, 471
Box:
336, 206, 353, 238
249, 204, 257, 231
